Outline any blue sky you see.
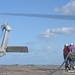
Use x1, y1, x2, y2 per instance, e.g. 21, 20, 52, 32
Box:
0, 0, 75, 65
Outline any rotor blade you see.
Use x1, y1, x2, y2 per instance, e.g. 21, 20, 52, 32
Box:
0, 13, 75, 20
6, 46, 28, 52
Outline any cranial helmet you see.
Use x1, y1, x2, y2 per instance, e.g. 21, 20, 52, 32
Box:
70, 43, 74, 45
65, 44, 68, 46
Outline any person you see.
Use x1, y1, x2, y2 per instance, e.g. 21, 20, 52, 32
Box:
68, 43, 75, 70
69, 43, 75, 53
63, 44, 70, 71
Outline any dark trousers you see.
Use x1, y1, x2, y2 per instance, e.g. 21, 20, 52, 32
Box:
64, 53, 70, 70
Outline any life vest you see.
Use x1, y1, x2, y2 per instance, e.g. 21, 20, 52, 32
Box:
63, 46, 69, 53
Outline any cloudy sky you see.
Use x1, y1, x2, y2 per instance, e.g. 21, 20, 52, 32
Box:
0, 0, 75, 65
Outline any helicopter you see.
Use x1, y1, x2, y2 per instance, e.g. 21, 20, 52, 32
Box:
0, 13, 75, 75
0, 23, 28, 57
0, 12, 74, 57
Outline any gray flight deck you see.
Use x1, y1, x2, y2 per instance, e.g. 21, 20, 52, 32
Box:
0, 65, 75, 75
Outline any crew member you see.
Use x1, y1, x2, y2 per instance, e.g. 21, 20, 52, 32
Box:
63, 44, 70, 71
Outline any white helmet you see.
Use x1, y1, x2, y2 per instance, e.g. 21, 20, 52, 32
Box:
65, 44, 68, 46
70, 43, 73, 45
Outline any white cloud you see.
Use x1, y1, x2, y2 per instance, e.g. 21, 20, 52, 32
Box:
40, 29, 56, 40
43, 46, 52, 52
39, 27, 75, 40
52, 27, 75, 34
54, 0, 75, 15
25, 42, 35, 45
45, 46, 51, 50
